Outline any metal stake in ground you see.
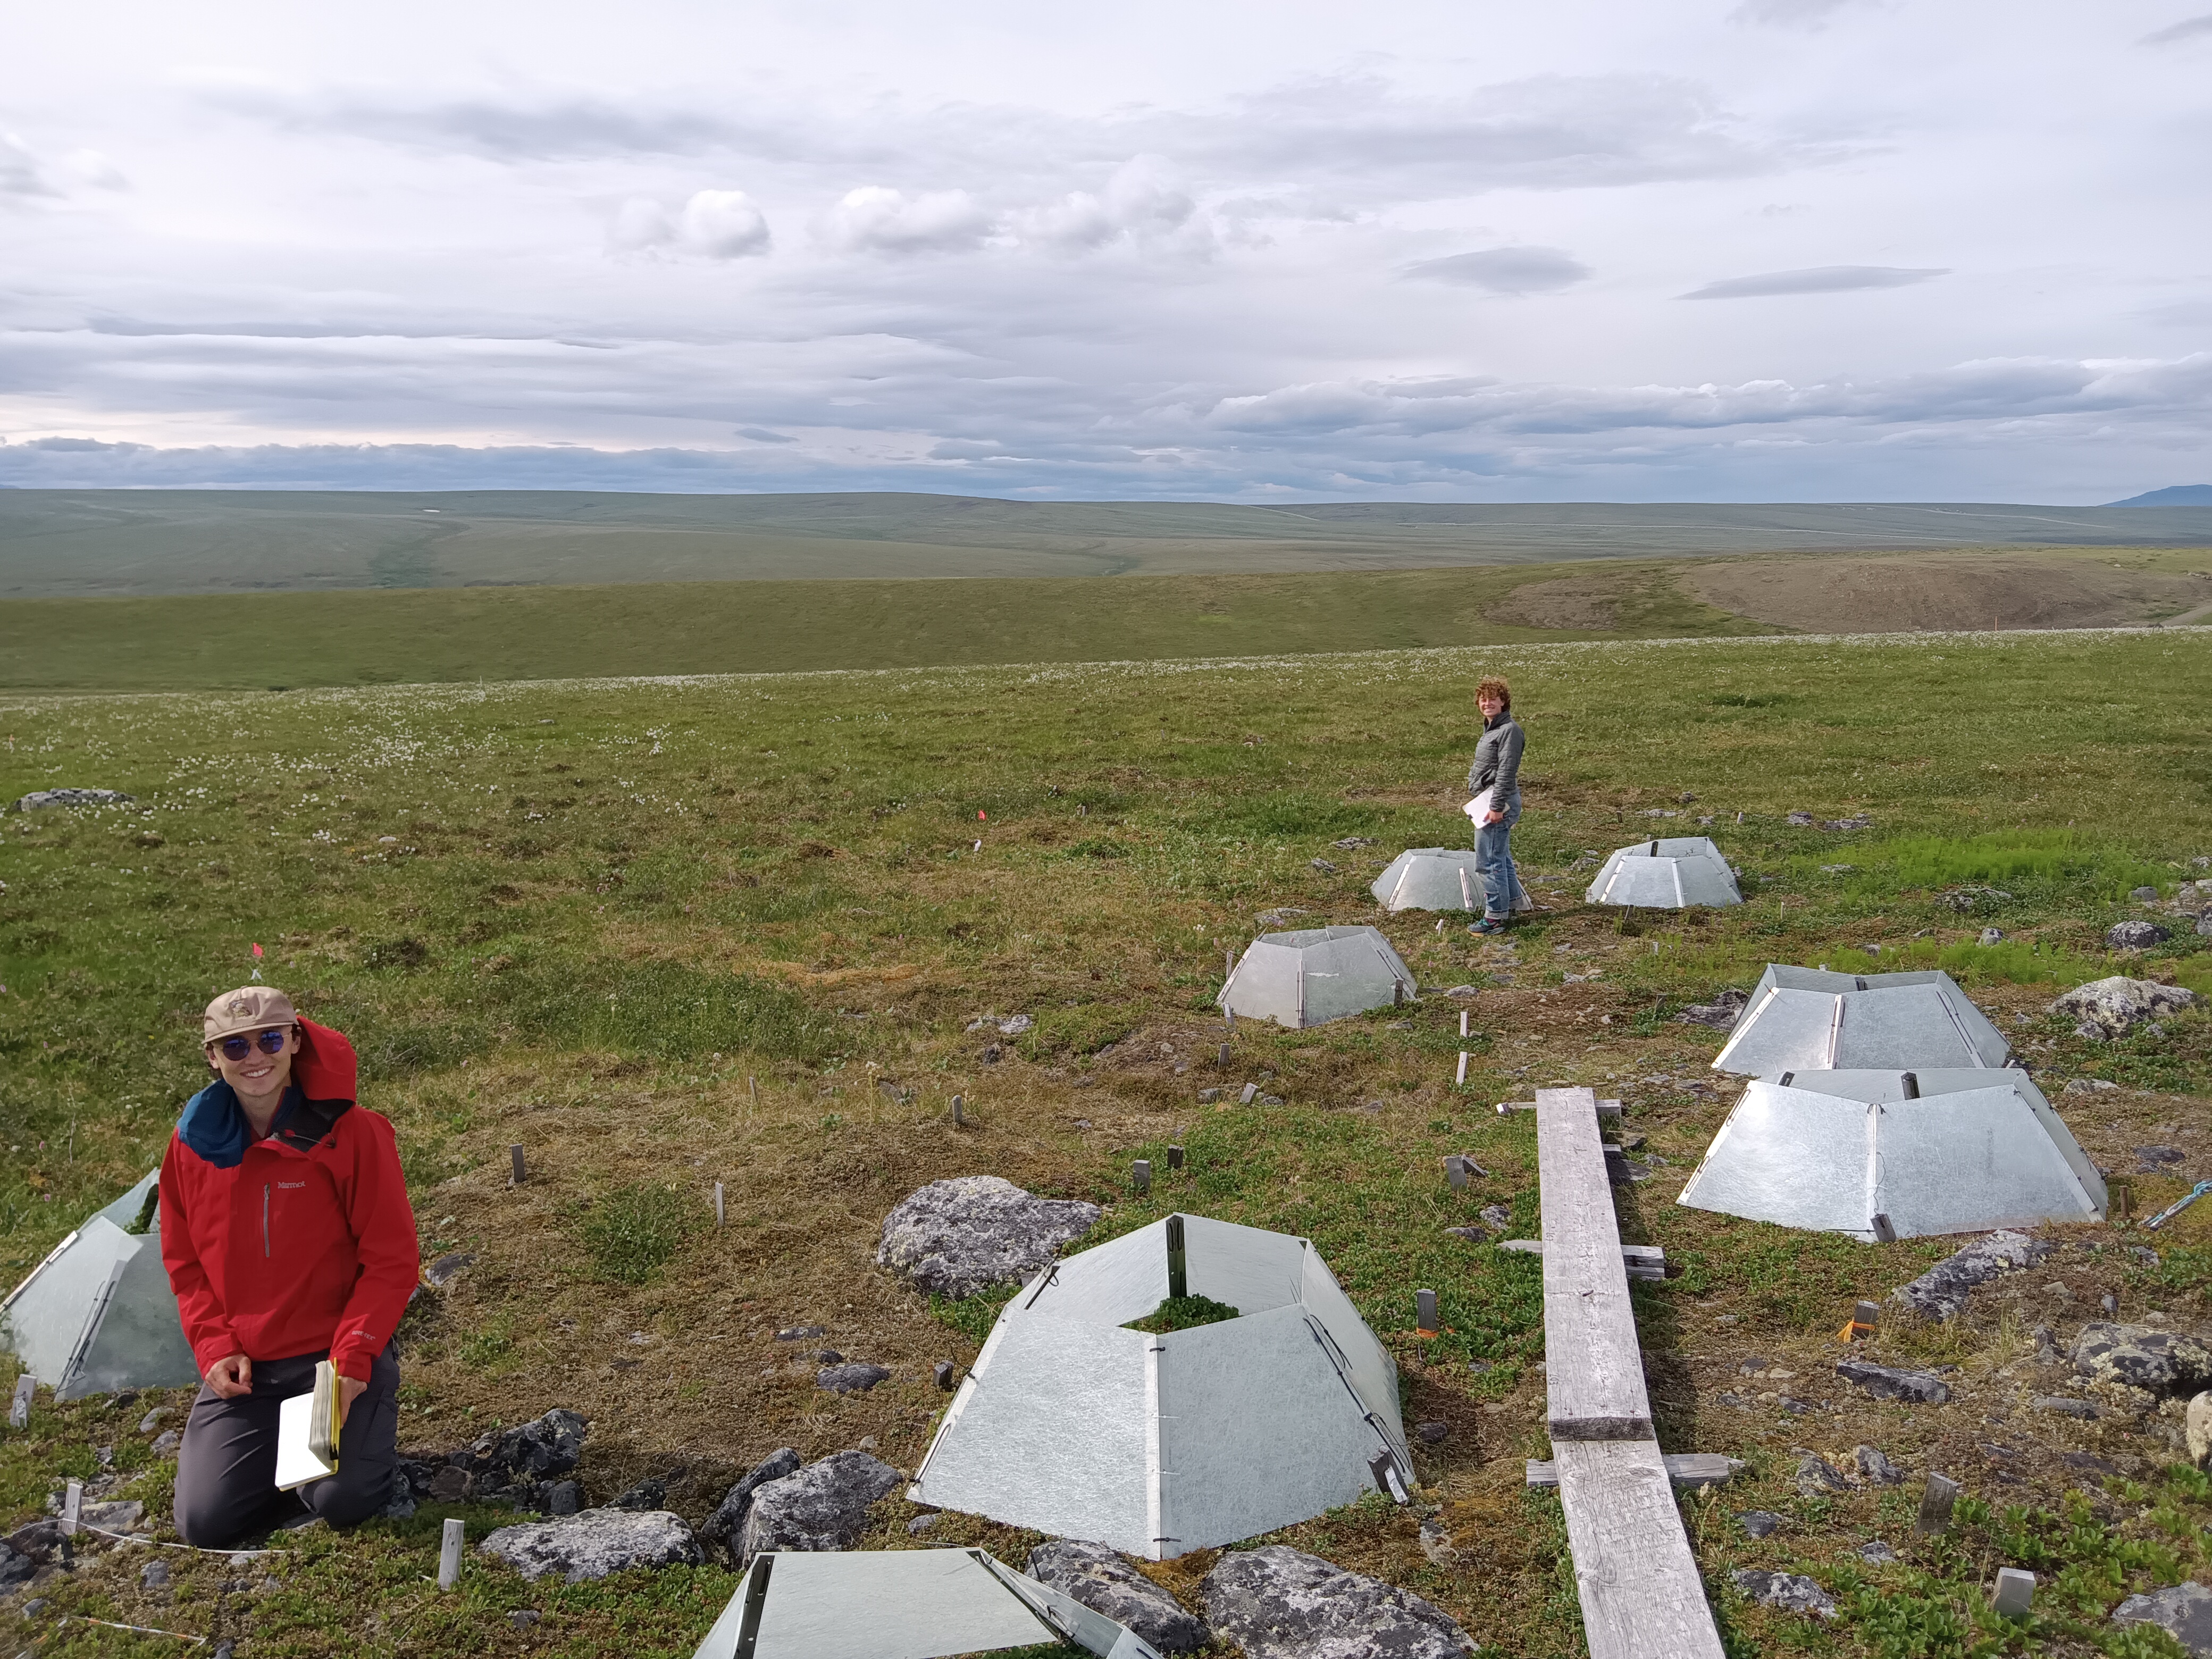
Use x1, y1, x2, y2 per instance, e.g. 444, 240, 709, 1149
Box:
713, 1183, 725, 1228
1415, 1288, 1439, 1335
951, 1094, 965, 1127
438, 1517, 465, 1590
1167, 1145, 1185, 1170
1166, 1213, 1187, 1300
1917, 1473, 1960, 1536
1992, 1569, 2034, 1618
1133, 1159, 1152, 1195
509, 1145, 526, 1186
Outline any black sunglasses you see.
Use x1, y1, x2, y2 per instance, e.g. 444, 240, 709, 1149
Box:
215, 1028, 290, 1061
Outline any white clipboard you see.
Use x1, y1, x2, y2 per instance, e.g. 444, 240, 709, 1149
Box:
1462, 788, 1494, 825
274, 1388, 338, 1492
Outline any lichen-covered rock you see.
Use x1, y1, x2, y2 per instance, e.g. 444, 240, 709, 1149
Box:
876, 1176, 1100, 1300
12, 789, 135, 812
699, 1448, 802, 1563
1836, 1359, 1951, 1405
2188, 1393, 2212, 1469
477, 1509, 701, 1582
1856, 1445, 1907, 1486
2107, 920, 2171, 951
2071, 1323, 2212, 1397
2051, 976, 2198, 1041
736, 1451, 903, 1564
817, 1362, 891, 1395
1201, 1544, 1474, 1658
1677, 988, 1750, 1031
1733, 1569, 1838, 1620
1027, 1538, 1210, 1653
1893, 1230, 2053, 1320
2113, 1581, 2212, 1656
468, 1408, 589, 1482
1795, 1453, 1850, 1495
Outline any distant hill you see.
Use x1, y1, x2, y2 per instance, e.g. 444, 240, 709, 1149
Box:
2109, 485, 2212, 506
3, 490, 2212, 598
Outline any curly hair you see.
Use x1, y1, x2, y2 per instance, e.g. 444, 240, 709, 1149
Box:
1476, 675, 1511, 711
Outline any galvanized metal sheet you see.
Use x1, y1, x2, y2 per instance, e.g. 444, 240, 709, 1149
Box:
1, 1217, 137, 1384
1711, 968, 2009, 1077
58, 1233, 200, 1400
1294, 1246, 1410, 1468
1156, 1305, 1396, 1553
1675, 1083, 1874, 1235
1180, 1214, 1304, 1319
1370, 848, 1485, 913
1219, 926, 1413, 1029
1873, 1087, 2105, 1237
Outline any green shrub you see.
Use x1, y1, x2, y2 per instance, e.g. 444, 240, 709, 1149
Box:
1124, 1294, 1241, 1333
580, 1183, 697, 1284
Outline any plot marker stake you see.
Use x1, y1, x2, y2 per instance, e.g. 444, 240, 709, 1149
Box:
8, 1373, 32, 1430
438, 1517, 465, 1589
1415, 1288, 1439, 1336
1917, 1472, 1960, 1536
1455, 1052, 1469, 1086
713, 1182, 725, 1228
62, 1479, 81, 1538
951, 1094, 965, 1127
1460, 1010, 1469, 1038
508, 1145, 525, 1186
1132, 1159, 1152, 1195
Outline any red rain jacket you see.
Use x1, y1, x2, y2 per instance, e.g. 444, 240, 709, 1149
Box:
159, 1019, 420, 1381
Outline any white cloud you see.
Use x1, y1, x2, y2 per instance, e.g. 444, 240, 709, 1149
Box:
1015, 156, 1205, 254
2139, 13, 2212, 45
609, 188, 769, 258
817, 186, 993, 255
1680, 265, 1948, 299
1404, 246, 1590, 295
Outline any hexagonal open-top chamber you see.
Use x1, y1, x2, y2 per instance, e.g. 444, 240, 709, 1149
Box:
908, 1213, 1411, 1559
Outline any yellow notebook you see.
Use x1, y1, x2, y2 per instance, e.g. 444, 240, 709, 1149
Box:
274, 1360, 342, 1492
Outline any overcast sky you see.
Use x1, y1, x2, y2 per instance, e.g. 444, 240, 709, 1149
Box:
2, 0, 2208, 501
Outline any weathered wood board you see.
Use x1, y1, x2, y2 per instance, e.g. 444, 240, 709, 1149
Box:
1536, 1086, 1653, 1440
1552, 1438, 1729, 1659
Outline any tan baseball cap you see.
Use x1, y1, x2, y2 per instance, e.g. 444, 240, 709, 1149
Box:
204, 986, 298, 1044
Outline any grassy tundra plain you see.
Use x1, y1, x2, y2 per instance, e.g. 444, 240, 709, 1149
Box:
4, 627, 2212, 1657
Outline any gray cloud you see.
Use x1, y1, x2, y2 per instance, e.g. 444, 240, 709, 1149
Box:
733, 427, 794, 443
2140, 14, 2212, 45
1730, 0, 1875, 29
1680, 265, 1948, 299
1403, 246, 1590, 295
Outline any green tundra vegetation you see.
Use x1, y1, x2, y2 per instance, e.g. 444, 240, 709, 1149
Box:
2, 624, 2210, 1656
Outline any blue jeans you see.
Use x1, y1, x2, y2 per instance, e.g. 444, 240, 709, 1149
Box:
1475, 792, 1524, 920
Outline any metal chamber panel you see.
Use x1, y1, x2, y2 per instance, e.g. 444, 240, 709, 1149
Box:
1711, 968, 2010, 1077
1219, 926, 1414, 1029
1677, 1075, 2106, 1240
1586, 837, 1742, 909
1370, 848, 1484, 913
2, 1217, 137, 1384
60, 1235, 200, 1400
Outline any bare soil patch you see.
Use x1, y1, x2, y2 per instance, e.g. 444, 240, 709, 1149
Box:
1685, 551, 2210, 634
1485, 575, 1628, 631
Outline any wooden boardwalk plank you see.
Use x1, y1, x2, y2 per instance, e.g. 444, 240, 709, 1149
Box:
1553, 1439, 1728, 1659
1536, 1086, 1653, 1440
1525, 1452, 1733, 1488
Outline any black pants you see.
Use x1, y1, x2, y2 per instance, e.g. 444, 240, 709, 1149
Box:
174, 1346, 400, 1548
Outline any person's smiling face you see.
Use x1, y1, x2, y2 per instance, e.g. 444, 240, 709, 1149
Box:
206, 1025, 298, 1109
1478, 689, 1505, 722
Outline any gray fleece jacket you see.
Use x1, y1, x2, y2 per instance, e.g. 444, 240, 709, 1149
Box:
1465, 711, 1525, 806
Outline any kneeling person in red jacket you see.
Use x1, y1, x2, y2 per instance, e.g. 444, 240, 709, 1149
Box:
162, 986, 420, 1546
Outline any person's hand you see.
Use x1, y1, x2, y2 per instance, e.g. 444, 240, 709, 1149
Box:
204, 1353, 253, 1398
339, 1375, 369, 1425
1482, 809, 1506, 825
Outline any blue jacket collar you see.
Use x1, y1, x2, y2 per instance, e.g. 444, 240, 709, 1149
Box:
178, 1080, 306, 1170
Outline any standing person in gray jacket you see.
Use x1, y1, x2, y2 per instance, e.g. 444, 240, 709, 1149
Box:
1465, 675, 1527, 933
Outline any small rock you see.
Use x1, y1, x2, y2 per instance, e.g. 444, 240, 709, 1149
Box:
1796, 1453, 1851, 1495
998, 1014, 1033, 1036
425, 1252, 476, 1287
1786, 811, 1815, 827
2052, 976, 2198, 1041
934, 1361, 958, 1390
875, 1176, 1101, 1300
737, 1452, 903, 1564
429, 1467, 471, 1501
78, 1498, 145, 1532
1740, 1510, 1785, 1538
817, 1347, 843, 1364
1940, 884, 2014, 914
775, 1326, 827, 1342
2073, 1322, 2212, 1397
1332, 837, 1378, 849
1309, 858, 1339, 874
141, 1559, 171, 1588
1197, 1088, 1222, 1103
12, 788, 135, 812
1822, 815, 1873, 831
151, 1429, 181, 1457
1979, 928, 2005, 946
907, 1513, 939, 1534
2109, 919, 2170, 950
2113, 1581, 2212, 1657
1028, 1538, 1210, 1653
1836, 1359, 1951, 1405
1856, 1540, 1899, 1565
1416, 1421, 1448, 1445
1478, 1204, 1511, 1231
698, 1448, 802, 1562
610, 1478, 667, 1511
548, 1481, 581, 1516
1676, 988, 1749, 1030
1445, 984, 1479, 998
1201, 1544, 1471, 1659
2188, 1393, 2212, 1467
477, 1509, 702, 1582
508, 1610, 540, 1630
818, 1363, 891, 1396
1893, 1229, 2054, 1321
2034, 1396, 2100, 1419
2132, 886, 2163, 904
2063, 1451, 2122, 1479
1254, 907, 1310, 928
2139, 1146, 2186, 1172
137, 1408, 170, 1435
1856, 1445, 1907, 1486
1733, 1569, 1837, 1620
2063, 1077, 2121, 1095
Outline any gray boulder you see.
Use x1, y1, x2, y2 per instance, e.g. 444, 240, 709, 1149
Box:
736, 1451, 903, 1564
477, 1509, 701, 1582
1201, 1544, 1473, 1659
1739, 1511, 1785, 1538
2113, 1582, 2212, 1656
817, 1363, 891, 1395
2072, 1323, 2212, 1397
1732, 1570, 1837, 1620
1795, 1453, 1850, 1495
1855, 1445, 1907, 1486
12, 789, 135, 812
471, 1407, 589, 1482
1893, 1230, 2053, 1320
2107, 920, 2170, 951
876, 1176, 1101, 1300
1836, 1359, 1951, 1405
1027, 1538, 1210, 1653
2052, 976, 2198, 1041
698, 1448, 802, 1563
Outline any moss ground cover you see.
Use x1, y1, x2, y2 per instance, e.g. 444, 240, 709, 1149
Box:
2, 625, 2209, 1655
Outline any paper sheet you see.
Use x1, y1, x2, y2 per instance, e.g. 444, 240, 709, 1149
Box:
274, 1389, 337, 1491
1463, 789, 1493, 824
